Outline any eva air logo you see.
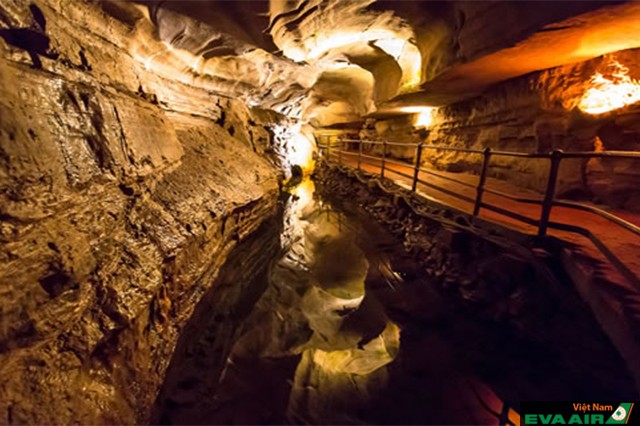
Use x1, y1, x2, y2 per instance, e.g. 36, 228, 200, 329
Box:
606, 403, 634, 424
522, 402, 636, 424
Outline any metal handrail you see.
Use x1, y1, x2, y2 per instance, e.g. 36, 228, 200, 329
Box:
563, 150, 640, 159
385, 167, 415, 181
318, 136, 640, 289
384, 157, 414, 168
341, 139, 386, 145
383, 141, 415, 146
338, 138, 640, 159
359, 152, 381, 162
327, 148, 640, 235
326, 143, 639, 162
321, 138, 640, 235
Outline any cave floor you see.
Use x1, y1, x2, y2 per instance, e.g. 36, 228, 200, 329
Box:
152, 178, 634, 425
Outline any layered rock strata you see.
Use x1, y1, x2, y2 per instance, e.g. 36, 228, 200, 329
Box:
0, 0, 283, 423
355, 48, 640, 211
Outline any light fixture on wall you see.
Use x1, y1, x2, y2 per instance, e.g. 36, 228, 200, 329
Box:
399, 106, 437, 128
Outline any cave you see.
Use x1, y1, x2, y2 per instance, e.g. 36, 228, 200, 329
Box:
1, 1, 640, 425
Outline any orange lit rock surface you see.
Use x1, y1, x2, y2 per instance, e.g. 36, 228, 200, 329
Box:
0, 1, 284, 423
384, 2, 640, 107
354, 48, 640, 212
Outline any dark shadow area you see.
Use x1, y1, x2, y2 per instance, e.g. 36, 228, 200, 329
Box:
150, 213, 284, 425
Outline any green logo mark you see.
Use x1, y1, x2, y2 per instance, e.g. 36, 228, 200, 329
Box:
606, 403, 634, 424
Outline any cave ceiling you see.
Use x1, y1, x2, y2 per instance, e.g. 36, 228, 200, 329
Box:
115, 0, 640, 127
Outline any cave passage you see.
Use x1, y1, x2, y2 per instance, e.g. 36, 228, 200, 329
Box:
3, 1, 640, 424
152, 178, 635, 425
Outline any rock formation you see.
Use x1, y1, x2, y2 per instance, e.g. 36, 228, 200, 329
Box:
1, 0, 640, 423
0, 1, 287, 423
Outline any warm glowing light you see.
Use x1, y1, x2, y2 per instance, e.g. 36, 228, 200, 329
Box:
300, 30, 400, 61
578, 59, 640, 115
292, 178, 315, 210
281, 29, 422, 91
137, 41, 199, 73
272, 122, 316, 173
400, 106, 432, 113
289, 127, 315, 170
375, 38, 422, 90
373, 38, 405, 60
311, 322, 400, 375
143, 48, 166, 70
400, 106, 437, 127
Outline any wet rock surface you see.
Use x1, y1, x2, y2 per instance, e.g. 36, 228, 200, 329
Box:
152, 180, 396, 424
152, 172, 636, 425
0, 1, 286, 423
150, 213, 285, 424
1, 0, 639, 423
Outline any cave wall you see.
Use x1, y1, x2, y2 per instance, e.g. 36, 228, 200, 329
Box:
150, 213, 284, 424
357, 48, 640, 211
369, 0, 614, 85
0, 0, 284, 423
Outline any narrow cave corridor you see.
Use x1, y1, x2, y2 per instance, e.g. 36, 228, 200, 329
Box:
1, 1, 640, 425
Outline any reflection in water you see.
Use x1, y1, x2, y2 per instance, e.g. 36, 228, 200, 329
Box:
156, 177, 515, 425
214, 178, 402, 424
155, 177, 636, 425
152, 171, 635, 424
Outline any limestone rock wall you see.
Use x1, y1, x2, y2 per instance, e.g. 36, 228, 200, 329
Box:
356, 48, 640, 211
150, 213, 285, 424
0, 0, 283, 423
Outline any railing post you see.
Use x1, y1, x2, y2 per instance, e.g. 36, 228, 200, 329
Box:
326, 136, 331, 162
538, 149, 563, 236
473, 147, 492, 216
381, 141, 387, 178
357, 140, 363, 171
338, 137, 343, 165
412, 142, 423, 192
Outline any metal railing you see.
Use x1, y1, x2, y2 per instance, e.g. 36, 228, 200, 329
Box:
317, 135, 640, 288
